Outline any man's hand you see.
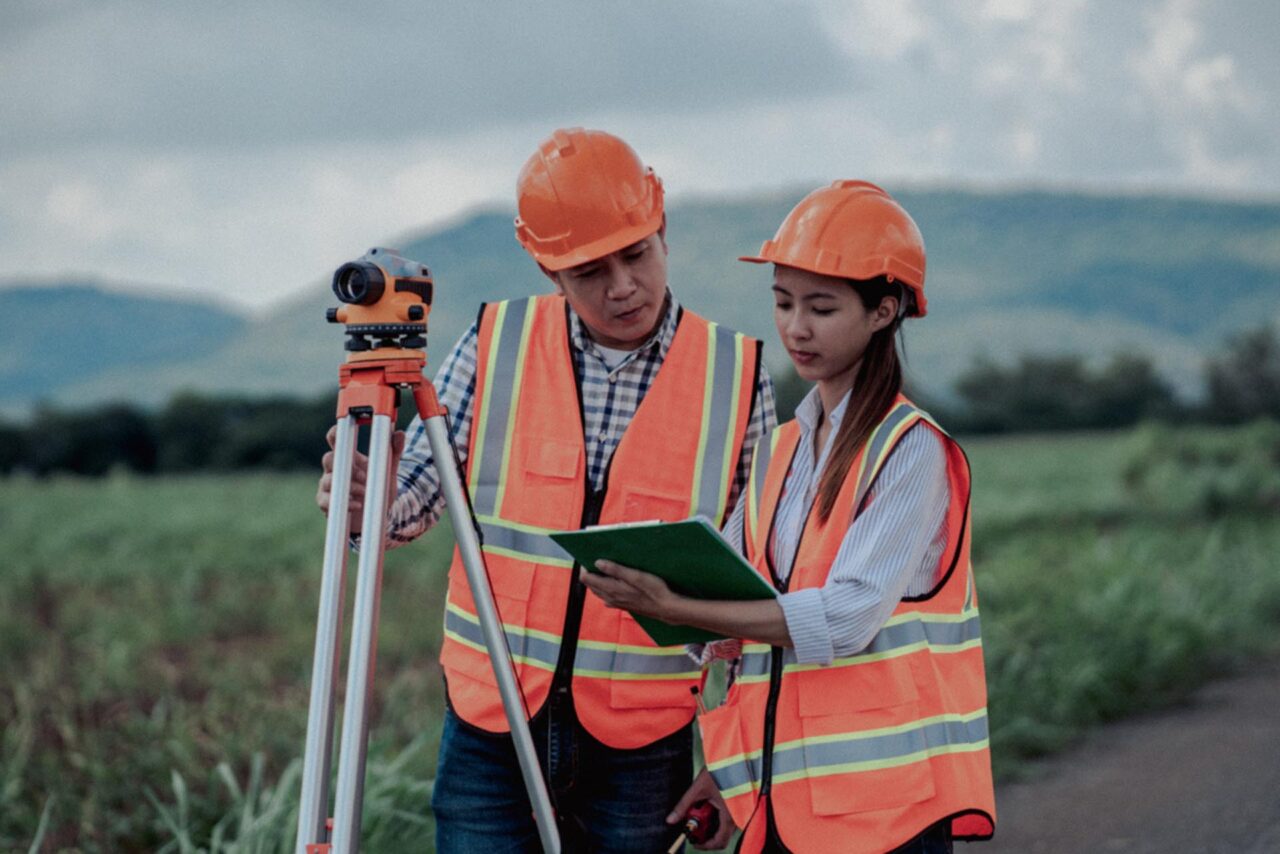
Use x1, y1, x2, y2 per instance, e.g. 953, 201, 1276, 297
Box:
667, 768, 735, 850
316, 426, 405, 536
579, 559, 680, 621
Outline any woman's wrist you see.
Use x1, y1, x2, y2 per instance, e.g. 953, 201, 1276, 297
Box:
657, 589, 694, 625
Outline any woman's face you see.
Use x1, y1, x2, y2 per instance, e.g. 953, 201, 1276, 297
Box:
772, 265, 895, 394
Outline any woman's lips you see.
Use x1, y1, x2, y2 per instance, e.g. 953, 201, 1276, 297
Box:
790, 350, 818, 364
616, 306, 644, 321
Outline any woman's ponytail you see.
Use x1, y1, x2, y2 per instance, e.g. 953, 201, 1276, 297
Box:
814, 277, 904, 521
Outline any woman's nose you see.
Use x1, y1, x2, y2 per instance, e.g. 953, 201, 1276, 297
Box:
786, 313, 811, 340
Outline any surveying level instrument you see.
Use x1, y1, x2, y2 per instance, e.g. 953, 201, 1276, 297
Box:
295, 248, 561, 854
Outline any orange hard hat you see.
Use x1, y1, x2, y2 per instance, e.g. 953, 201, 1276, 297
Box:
741, 180, 928, 317
514, 128, 665, 271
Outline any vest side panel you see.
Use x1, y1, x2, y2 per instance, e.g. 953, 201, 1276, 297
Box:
440, 296, 587, 732
771, 411, 995, 848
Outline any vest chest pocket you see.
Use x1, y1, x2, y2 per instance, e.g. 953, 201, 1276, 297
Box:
618, 486, 689, 522
523, 438, 581, 479
793, 662, 935, 816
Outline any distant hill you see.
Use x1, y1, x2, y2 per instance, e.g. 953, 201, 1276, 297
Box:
0, 284, 245, 410
8, 187, 1280, 413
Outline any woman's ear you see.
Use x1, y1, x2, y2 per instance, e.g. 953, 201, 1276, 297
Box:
872, 295, 899, 330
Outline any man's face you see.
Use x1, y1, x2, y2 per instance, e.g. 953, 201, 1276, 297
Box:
548, 229, 669, 350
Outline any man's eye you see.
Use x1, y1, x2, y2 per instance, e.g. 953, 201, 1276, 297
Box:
575, 269, 601, 280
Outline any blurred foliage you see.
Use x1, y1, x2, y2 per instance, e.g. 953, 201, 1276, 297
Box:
1206, 324, 1280, 422
948, 351, 1177, 433
0, 391, 422, 477
1122, 419, 1280, 516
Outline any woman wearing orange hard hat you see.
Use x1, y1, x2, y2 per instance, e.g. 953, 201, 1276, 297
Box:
583, 181, 996, 852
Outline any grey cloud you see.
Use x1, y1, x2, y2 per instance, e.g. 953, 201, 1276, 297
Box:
0, 0, 858, 154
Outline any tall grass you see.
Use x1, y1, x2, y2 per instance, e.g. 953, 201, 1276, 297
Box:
0, 474, 451, 851
2, 422, 1279, 850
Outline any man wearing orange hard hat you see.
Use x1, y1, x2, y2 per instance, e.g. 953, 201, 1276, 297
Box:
318, 128, 776, 850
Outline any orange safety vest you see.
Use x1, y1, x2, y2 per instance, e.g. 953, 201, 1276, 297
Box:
439, 295, 760, 749
699, 396, 996, 853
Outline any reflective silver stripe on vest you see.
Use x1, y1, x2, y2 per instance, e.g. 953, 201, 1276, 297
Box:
573, 641, 702, 681
446, 602, 700, 680
476, 516, 574, 567
692, 326, 745, 526
711, 711, 989, 797
736, 611, 982, 681
444, 601, 561, 672
470, 297, 537, 517
709, 748, 764, 800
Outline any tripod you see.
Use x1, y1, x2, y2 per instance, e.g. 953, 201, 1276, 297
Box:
295, 251, 560, 853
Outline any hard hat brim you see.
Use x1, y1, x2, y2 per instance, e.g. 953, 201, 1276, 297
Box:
537, 217, 663, 272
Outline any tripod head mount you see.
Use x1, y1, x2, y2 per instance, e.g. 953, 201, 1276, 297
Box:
327, 247, 434, 361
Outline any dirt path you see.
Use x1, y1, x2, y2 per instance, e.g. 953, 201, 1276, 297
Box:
980, 660, 1280, 853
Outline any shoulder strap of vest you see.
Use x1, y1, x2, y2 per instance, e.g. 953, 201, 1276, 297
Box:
653, 308, 764, 527
746, 421, 800, 564
849, 397, 927, 515
467, 295, 557, 513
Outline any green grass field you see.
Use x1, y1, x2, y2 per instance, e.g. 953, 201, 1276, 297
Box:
3, 422, 1279, 852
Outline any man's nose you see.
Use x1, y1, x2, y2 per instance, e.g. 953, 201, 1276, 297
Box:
602, 260, 636, 299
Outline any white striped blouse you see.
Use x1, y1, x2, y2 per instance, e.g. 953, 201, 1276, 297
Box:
719, 386, 950, 665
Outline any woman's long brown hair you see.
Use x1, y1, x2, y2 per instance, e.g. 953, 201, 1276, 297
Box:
815, 276, 905, 521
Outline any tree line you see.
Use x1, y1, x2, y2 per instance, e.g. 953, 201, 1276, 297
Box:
3, 326, 1279, 477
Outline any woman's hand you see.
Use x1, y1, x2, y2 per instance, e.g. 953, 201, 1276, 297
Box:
579, 560, 681, 622
666, 768, 735, 850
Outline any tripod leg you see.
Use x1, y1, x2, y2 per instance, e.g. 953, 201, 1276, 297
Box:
423, 412, 562, 854
330, 413, 395, 854
297, 414, 357, 852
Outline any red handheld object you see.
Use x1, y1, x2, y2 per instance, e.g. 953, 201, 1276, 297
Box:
685, 800, 719, 844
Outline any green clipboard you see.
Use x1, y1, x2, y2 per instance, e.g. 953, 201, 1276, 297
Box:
549, 516, 778, 646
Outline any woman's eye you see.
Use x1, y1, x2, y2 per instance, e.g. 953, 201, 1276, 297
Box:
774, 301, 792, 310
813, 308, 835, 316
624, 249, 646, 262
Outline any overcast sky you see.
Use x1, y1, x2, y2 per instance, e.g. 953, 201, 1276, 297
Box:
3, 0, 1277, 312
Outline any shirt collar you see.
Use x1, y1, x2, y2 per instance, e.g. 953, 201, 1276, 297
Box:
795, 385, 853, 434
568, 289, 680, 361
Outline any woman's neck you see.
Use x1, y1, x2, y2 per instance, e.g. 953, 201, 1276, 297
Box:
816, 361, 861, 424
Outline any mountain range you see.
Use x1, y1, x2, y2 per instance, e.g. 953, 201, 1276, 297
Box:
5, 186, 1279, 416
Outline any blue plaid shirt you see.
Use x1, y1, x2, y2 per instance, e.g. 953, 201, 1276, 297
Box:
387, 290, 776, 545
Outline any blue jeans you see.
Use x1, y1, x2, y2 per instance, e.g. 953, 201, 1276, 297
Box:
432, 694, 693, 853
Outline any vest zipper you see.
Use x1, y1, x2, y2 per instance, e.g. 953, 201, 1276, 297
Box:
759, 645, 784, 797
